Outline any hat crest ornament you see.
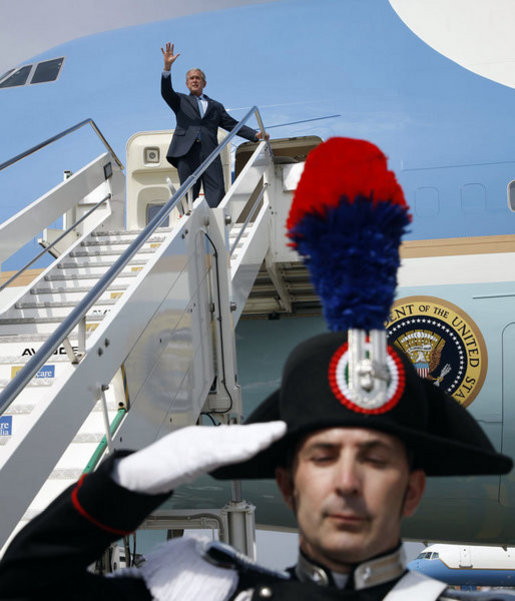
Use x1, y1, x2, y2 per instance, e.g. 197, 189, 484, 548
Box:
287, 137, 411, 410
348, 329, 389, 404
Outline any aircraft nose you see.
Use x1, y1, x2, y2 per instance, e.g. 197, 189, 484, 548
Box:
407, 560, 420, 571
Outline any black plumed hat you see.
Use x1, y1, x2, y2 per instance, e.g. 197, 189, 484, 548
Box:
213, 332, 512, 479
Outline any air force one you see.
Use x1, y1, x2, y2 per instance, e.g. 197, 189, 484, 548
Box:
1, 0, 515, 553
408, 544, 515, 588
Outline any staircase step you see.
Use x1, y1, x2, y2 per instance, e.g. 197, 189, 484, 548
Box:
21, 478, 84, 521
80, 236, 165, 250
15, 299, 117, 310
0, 378, 53, 390
45, 271, 138, 282
91, 227, 171, 238
0, 351, 82, 364
0, 333, 78, 343
0, 362, 72, 393
49, 467, 84, 480
0, 336, 82, 362
31, 283, 129, 295
9, 305, 113, 320
69, 247, 156, 258
81, 237, 165, 248
1, 395, 119, 417
0, 314, 104, 336
0, 314, 104, 326
26, 289, 125, 305
72, 410, 119, 438
57, 259, 147, 270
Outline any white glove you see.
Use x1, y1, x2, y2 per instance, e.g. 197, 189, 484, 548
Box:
112, 421, 286, 494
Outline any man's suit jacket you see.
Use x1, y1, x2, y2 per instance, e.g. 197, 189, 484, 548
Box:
161, 73, 258, 167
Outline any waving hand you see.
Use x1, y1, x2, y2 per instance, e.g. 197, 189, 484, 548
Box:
161, 42, 180, 71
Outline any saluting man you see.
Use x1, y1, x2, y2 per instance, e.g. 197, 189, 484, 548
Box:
0, 138, 512, 601
161, 42, 268, 208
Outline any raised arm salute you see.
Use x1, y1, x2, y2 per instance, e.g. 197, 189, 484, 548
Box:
160, 41, 267, 208
0, 423, 286, 599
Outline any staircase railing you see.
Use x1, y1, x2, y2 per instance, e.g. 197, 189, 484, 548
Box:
0, 106, 269, 418
0, 118, 124, 173
0, 194, 111, 292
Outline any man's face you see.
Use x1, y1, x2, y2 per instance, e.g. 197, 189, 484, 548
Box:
186, 70, 205, 96
275, 427, 425, 572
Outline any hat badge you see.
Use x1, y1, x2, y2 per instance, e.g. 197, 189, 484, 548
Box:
328, 330, 406, 414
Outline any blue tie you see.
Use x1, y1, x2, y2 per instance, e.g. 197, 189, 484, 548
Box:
197, 96, 205, 117
196, 97, 205, 142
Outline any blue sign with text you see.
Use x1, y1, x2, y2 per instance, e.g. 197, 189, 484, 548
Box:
0, 415, 12, 436
36, 364, 55, 379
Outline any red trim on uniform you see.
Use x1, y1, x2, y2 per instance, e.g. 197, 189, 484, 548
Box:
328, 342, 405, 414
71, 474, 132, 536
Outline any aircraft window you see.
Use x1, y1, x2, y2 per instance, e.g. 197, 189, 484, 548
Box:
0, 69, 14, 81
0, 58, 64, 89
0, 65, 32, 88
508, 180, 515, 212
416, 552, 431, 559
30, 58, 64, 84
146, 203, 169, 227
431, 552, 439, 559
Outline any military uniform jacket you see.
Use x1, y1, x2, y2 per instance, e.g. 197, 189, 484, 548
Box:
1, 451, 514, 601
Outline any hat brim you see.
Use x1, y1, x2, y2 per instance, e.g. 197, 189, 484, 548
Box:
212, 382, 513, 480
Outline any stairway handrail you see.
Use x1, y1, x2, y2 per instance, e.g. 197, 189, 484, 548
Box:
0, 194, 112, 293
0, 118, 124, 173
0, 106, 268, 418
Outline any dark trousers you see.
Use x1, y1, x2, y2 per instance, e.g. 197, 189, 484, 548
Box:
176, 141, 225, 208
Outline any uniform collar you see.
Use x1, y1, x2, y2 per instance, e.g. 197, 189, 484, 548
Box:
294, 544, 406, 590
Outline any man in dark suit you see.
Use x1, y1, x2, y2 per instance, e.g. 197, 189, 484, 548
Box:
161, 42, 268, 208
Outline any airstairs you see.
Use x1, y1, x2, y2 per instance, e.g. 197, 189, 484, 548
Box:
0, 115, 319, 553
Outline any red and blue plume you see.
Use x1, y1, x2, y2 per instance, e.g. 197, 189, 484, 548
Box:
287, 137, 411, 332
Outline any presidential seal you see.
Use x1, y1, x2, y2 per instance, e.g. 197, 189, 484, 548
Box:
385, 296, 487, 407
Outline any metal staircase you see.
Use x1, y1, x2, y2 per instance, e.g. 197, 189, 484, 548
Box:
0, 109, 300, 552
0, 226, 172, 536
0, 229, 169, 331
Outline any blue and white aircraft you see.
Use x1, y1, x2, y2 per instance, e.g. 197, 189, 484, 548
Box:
2, 0, 515, 549
409, 544, 515, 588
